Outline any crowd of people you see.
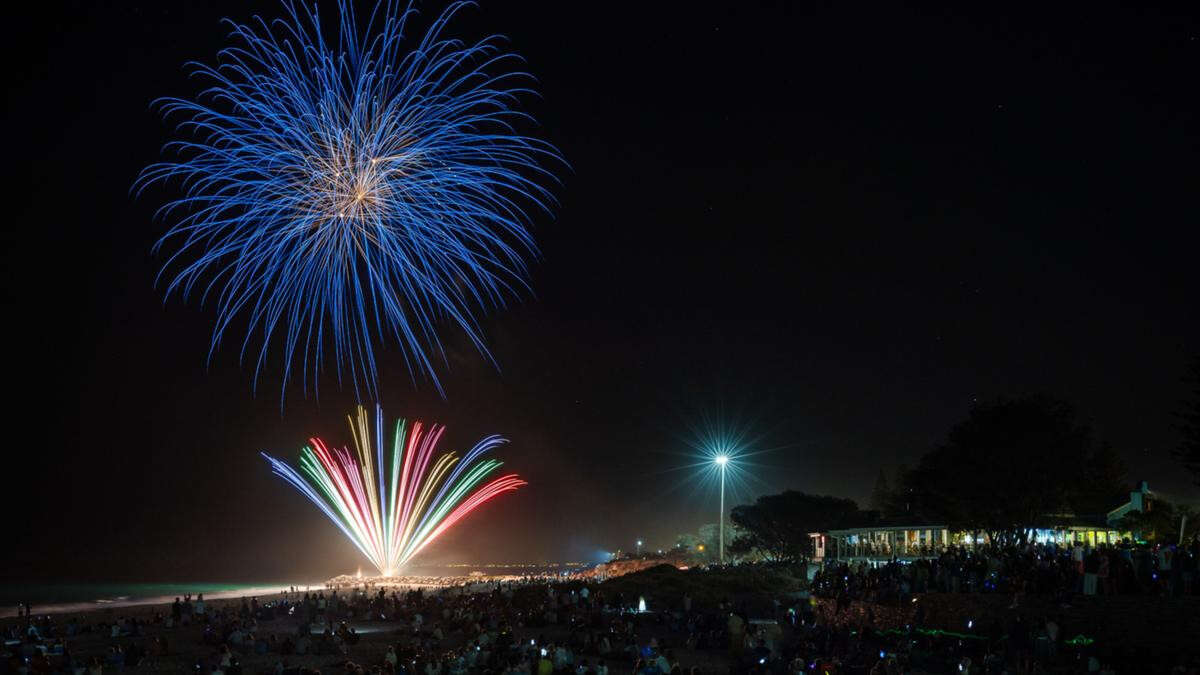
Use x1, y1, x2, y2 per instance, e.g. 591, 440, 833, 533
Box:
811, 539, 1200, 605
3, 541, 1199, 675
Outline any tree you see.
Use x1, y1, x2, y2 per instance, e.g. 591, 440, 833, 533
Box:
904, 395, 1093, 544
884, 463, 914, 517
674, 533, 702, 551
1174, 358, 1200, 488
696, 522, 739, 562
728, 491, 860, 561
1071, 442, 1131, 514
1120, 499, 1198, 544
868, 469, 891, 513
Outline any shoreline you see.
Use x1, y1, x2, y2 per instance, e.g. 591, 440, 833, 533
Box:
0, 575, 533, 620
0, 586, 303, 620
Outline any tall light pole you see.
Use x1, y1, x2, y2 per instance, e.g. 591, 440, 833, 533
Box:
715, 454, 729, 564
636, 539, 643, 556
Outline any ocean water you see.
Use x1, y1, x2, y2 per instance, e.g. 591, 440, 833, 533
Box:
0, 583, 305, 618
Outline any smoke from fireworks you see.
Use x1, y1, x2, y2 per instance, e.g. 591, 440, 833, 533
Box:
261, 405, 525, 574
136, 1, 562, 398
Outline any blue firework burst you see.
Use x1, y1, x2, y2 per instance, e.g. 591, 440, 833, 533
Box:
136, 1, 561, 399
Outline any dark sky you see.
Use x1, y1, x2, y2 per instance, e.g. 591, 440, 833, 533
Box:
4, 1, 1198, 583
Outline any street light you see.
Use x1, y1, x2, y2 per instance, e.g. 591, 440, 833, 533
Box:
636, 539, 643, 555
715, 454, 729, 564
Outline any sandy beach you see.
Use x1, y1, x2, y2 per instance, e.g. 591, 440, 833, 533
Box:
3, 588, 468, 672
0, 576, 490, 621
0, 587, 301, 621
3, 577, 735, 674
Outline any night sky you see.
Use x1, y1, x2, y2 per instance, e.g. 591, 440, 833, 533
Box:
4, 1, 1198, 583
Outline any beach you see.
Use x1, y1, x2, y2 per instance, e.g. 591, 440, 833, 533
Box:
4, 592, 398, 672
3, 575, 737, 674
3, 578, 492, 673
0, 586, 303, 621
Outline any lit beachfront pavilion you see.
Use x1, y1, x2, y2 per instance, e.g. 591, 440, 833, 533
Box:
812, 482, 1152, 564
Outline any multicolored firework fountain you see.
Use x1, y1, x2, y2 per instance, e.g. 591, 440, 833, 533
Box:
261, 405, 525, 575
137, 1, 562, 398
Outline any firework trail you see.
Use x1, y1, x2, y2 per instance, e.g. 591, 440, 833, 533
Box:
261, 404, 525, 574
137, 1, 562, 399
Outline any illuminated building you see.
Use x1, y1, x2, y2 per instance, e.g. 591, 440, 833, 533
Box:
816, 482, 1154, 563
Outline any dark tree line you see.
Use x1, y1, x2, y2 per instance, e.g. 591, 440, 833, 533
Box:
727, 395, 1137, 558
725, 379, 1200, 560
1175, 357, 1200, 488
727, 491, 858, 561
893, 395, 1129, 545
